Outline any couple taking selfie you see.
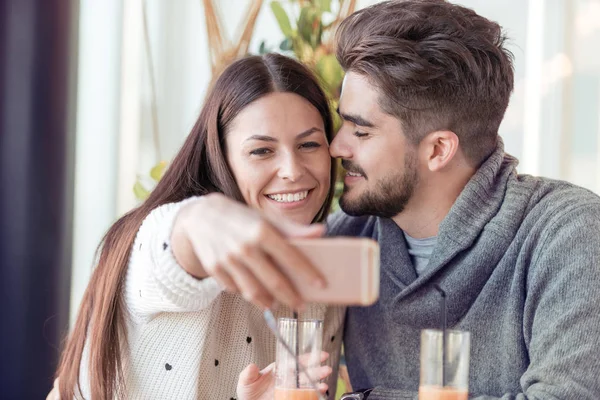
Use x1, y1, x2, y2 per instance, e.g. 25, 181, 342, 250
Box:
51, 1, 600, 399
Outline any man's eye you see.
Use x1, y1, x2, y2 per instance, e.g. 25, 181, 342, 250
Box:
249, 148, 272, 156
354, 131, 369, 138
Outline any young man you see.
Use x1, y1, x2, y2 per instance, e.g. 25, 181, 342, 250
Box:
327, 1, 600, 399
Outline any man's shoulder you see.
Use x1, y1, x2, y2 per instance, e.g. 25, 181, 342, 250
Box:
325, 211, 378, 238
519, 175, 600, 216
513, 175, 600, 232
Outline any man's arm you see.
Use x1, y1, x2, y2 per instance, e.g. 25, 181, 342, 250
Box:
365, 203, 600, 400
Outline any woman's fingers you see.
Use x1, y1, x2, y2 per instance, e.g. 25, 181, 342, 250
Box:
223, 256, 274, 309
261, 225, 326, 291
180, 193, 328, 309
242, 245, 302, 309
315, 365, 333, 381
237, 362, 276, 400
238, 363, 261, 386
210, 263, 239, 292
317, 382, 329, 395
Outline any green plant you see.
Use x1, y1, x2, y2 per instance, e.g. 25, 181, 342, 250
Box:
261, 0, 346, 128
133, 160, 167, 201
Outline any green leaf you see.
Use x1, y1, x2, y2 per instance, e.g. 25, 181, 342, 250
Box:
150, 161, 167, 181
336, 377, 347, 399
292, 37, 314, 63
298, 5, 317, 44
317, 0, 331, 12
133, 180, 150, 201
279, 37, 293, 51
331, 180, 344, 213
270, 1, 294, 38
298, 5, 320, 46
330, 99, 342, 132
316, 54, 344, 95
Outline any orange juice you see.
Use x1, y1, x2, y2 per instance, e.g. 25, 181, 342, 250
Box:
274, 387, 319, 400
419, 385, 468, 400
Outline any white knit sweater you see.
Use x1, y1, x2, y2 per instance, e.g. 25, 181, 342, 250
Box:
78, 199, 345, 399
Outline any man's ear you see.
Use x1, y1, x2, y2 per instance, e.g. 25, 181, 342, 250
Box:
420, 130, 460, 172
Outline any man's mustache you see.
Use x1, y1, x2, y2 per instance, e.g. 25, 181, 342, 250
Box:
341, 159, 367, 178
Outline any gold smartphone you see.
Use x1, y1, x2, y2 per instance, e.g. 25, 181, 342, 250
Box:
288, 238, 380, 306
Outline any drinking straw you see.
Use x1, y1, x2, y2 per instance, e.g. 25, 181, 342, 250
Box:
433, 284, 447, 387
293, 310, 300, 388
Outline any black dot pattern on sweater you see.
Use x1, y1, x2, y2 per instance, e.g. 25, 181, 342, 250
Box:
162, 242, 168, 250
214, 359, 219, 366
246, 336, 252, 344
165, 363, 172, 371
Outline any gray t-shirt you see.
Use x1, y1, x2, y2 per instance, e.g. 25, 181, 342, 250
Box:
403, 232, 437, 276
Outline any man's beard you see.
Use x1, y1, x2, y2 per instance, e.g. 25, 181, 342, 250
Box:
339, 151, 418, 218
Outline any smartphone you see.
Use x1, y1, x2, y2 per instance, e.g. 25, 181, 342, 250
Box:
288, 237, 380, 306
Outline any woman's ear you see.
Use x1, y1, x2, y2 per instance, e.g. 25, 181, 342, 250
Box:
421, 130, 460, 172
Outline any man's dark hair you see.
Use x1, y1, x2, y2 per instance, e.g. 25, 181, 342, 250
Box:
336, 0, 514, 165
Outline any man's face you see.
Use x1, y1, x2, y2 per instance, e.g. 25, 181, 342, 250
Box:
330, 72, 420, 218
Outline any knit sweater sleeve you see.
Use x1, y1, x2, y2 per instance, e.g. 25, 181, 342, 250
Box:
512, 201, 600, 399
124, 197, 223, 321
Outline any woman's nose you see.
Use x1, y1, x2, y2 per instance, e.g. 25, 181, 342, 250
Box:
277, 153, 306, 182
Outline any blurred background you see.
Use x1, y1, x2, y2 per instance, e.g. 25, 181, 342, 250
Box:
1, 0, 600, 398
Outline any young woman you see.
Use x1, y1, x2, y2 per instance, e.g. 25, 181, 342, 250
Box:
55, 53, 344, 399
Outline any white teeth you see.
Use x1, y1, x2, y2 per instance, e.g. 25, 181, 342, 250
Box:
347, 171, 362, 177
267, 191, 309, 203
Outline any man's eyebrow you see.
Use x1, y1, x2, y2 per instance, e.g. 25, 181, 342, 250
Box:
336, 107, 376, 128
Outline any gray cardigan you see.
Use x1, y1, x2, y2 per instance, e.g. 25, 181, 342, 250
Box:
327, 142, 600, 399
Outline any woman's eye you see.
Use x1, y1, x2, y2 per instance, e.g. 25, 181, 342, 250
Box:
249, 148, 273, 156
299, 141, 322, 149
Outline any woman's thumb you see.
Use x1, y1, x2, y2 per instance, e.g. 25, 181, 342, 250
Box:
239, 363, 261, 385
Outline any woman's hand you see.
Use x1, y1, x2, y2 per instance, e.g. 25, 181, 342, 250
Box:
171, 193, 326, 310
237, 360, 331, 400
236, 363, 276, 400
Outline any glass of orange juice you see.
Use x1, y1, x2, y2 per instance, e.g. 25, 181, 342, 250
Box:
274, 318, 323, 400
419, 329, 470, 400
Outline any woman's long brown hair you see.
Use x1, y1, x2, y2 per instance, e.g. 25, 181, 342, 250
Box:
57, 53, 336, 399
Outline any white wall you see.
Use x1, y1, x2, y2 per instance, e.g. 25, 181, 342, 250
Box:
70, 0, 122, 324
568, 0, 600, 191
